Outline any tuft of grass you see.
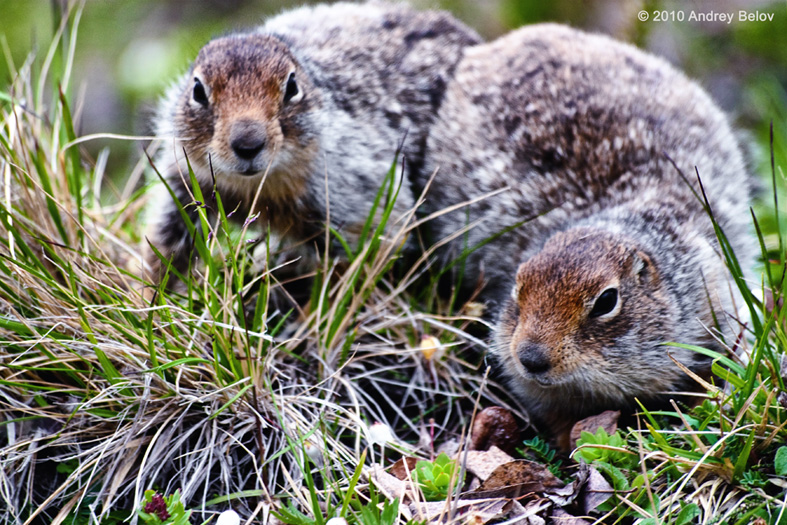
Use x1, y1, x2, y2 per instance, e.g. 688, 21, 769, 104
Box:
2, 3, 787, 525
0, 5, 510, 524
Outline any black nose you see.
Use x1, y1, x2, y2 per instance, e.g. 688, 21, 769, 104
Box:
517, 342, 551, 375
229, 120, 266, 160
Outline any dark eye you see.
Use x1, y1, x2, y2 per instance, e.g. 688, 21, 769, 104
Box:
589, 288, 618, 318
193, 78, 208, 106
283, 72, 299, 103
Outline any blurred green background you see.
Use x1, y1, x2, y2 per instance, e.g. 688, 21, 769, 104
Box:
0, 0, 785, 214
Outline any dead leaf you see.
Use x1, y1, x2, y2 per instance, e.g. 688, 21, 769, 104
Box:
543, 461, 589, 507
370, 465, 410, 502
480, 460, 563, 490
409, 498, 512, 524
569, 410, 620, 449
769, 477, 787, 489
581, 464, 613, 512
467, 460, 563, 500
464, 446, 515, 481
389, 456, 418, 481
516, 499, 551, 525
470, 406, 520, 454
461, 498, 513, 524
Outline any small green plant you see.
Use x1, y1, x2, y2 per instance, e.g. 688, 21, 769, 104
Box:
740, 470, 767, 489
574, 427, 637, 470
138, 490, 192, 525
521, 435, 564, 478
273, 501, 321, 525
356, 496, 400, 525
413, 452, 462, 501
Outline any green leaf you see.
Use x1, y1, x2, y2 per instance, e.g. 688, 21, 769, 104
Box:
675, 502, 701, 525
732, 430, 755, 481
435, 452, 451, 468
380, 498, 399, 525
775, 446, 787, 476
339, 450, 367, 518
434, 472, 450, 486
592, 461, 630, 491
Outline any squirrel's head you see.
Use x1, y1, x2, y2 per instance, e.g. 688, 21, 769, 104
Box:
172, 33, 318, 193
495, 227, 695, 408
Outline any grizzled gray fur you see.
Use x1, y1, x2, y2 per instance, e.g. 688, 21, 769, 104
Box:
144, 1, 481, 285
418, 24, 755, 445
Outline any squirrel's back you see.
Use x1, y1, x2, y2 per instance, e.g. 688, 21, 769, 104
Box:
421, 23, 752, 301
260, 1, 482, 177
419, 24, 755, 443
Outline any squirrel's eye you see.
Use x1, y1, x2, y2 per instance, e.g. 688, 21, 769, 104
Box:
589, 288, 618, 318
192, 78, 209, 106
283, 72, 299, 103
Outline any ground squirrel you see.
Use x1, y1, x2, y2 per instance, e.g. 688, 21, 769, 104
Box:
418, 24, 755, 444
144, 2, 480, 286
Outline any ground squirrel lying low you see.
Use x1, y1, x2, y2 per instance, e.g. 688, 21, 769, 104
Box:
419, 24, 755, 445
144, 2, 480, 286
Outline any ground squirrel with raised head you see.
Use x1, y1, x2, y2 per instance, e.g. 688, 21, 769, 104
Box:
419, 24, 755, 445
144, 2, 480, 286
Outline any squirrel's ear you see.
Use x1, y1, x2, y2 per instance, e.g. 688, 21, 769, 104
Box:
191, 70, 210, 107
631, 250, 655, 283
283, 71, 303, 104
515, 261, 529, 288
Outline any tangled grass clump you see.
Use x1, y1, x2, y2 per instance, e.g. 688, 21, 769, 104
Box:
0, 5, 510, 523
3, 3, 787, 525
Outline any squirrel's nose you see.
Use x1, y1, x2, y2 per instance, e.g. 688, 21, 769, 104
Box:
230, 120, 267, 161
517, 342, 551, 375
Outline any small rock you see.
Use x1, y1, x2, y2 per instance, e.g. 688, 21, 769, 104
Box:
470, 406, 520, 454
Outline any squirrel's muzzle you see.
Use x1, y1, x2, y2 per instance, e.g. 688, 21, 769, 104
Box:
230, 119, 267, 161
517, 341, 551, 375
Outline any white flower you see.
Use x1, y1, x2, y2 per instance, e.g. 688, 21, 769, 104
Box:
216, 509, 241, 525
368, 422, 395, 446
325, 518, 348, 525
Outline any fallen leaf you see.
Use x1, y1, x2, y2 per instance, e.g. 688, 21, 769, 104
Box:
480, 460, 563, 490
464, 446, 515, 481
769, 477, 787, 489
462, 498, 513, 524
543, 461, 589, 507
389, 456, 418, 481
470, 406, 520, 454
515, 499, 551, 525
569, 410, 620, 449
581, 464, 613, 512
467, 460, 563, 499
409, 498, 512, 524
370, 465, 410, 502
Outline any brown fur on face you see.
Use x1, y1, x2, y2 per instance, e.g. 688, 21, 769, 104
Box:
173, 34, 319, 204
495, 227, 699, 439
510, 229, 658, 384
